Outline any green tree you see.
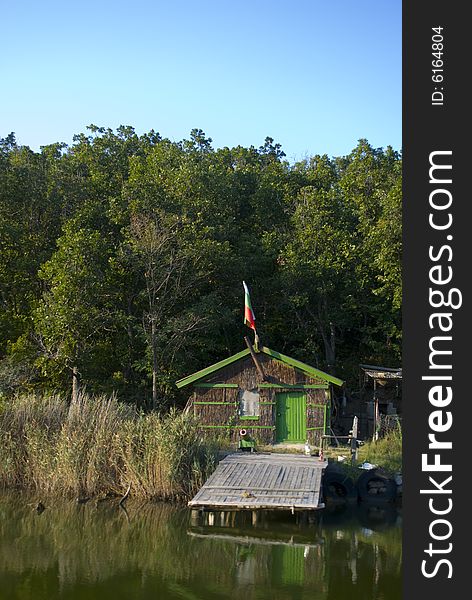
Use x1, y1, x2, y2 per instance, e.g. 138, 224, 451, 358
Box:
34, 222, 117, 399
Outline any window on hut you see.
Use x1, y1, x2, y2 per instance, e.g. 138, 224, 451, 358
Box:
238, 389, 260, 418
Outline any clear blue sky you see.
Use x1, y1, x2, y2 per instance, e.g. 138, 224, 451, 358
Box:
2, 0, 401, 161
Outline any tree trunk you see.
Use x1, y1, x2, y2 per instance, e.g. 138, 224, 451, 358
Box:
319, 321, 336, 371
151, 319, 158, 409
72, 366, 80, 403
123, 295, 135, 384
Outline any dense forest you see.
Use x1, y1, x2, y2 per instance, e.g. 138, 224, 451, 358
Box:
0, 126, 401, 407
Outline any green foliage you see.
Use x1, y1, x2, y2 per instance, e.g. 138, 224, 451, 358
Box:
0, 128, 401, 401
358, 428, 403, 475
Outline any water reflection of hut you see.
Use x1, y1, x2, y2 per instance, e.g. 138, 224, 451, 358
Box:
187, 506, 401, 599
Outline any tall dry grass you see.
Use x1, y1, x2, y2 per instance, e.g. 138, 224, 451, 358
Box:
0, 393, 218, 500
119, 409, 219, 500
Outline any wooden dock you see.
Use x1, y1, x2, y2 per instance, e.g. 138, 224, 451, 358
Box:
188, 452, 327, 512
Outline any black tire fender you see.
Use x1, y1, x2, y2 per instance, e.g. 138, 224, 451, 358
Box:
322, 471, 357, 501
356, 469, 397, 502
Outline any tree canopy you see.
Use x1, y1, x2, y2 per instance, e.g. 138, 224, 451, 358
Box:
0, 127, 402, 404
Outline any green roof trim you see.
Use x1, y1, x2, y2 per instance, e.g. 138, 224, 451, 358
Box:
176, 345, 344, 389
175, 348, 251, 388
261, 347, 344, 386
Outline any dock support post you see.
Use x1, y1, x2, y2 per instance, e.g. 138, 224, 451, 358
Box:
298, 511, 308, 526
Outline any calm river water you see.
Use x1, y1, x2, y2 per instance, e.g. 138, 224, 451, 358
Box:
0, 492, 401, 600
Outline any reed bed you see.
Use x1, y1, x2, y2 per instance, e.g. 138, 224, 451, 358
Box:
0, 393, 219, 500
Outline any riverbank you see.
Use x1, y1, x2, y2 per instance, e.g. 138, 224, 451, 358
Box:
0, 393, 218, 501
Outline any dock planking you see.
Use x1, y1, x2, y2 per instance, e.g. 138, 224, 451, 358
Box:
188, 452, 327, 511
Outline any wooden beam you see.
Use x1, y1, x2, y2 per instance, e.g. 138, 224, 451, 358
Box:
259, 383, 328, 389
202, 486, 316, 492
244, 336, 266, 381
194, 383, 238, 388
199, 425, 275, 429
194, 401, 238, 405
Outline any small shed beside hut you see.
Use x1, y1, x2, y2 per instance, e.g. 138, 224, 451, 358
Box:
176, 345, 343, 447
360, 364, 402, 439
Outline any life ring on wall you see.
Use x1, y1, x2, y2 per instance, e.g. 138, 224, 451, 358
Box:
239, 429, 247, 437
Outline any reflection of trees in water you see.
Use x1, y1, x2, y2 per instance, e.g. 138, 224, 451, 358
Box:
0, 494, 225, 585
319, 503, 401, 599
0, 493, 401, 599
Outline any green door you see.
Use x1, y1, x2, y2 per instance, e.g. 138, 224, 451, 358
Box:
275, 392, 306, 442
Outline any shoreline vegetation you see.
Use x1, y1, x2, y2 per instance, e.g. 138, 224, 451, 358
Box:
0, 393, 219, 501
357, 429, 402, 475
0, 393, 401, 502
323, 428, 403, 479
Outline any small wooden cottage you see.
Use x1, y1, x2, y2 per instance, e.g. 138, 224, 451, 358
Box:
177, 345, 343, 446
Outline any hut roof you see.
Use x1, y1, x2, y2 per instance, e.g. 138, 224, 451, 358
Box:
360, 364, 402, 380
176, 346, 344, 388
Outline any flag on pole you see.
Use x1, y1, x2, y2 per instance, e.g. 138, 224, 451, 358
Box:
243, 281, 256, 331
